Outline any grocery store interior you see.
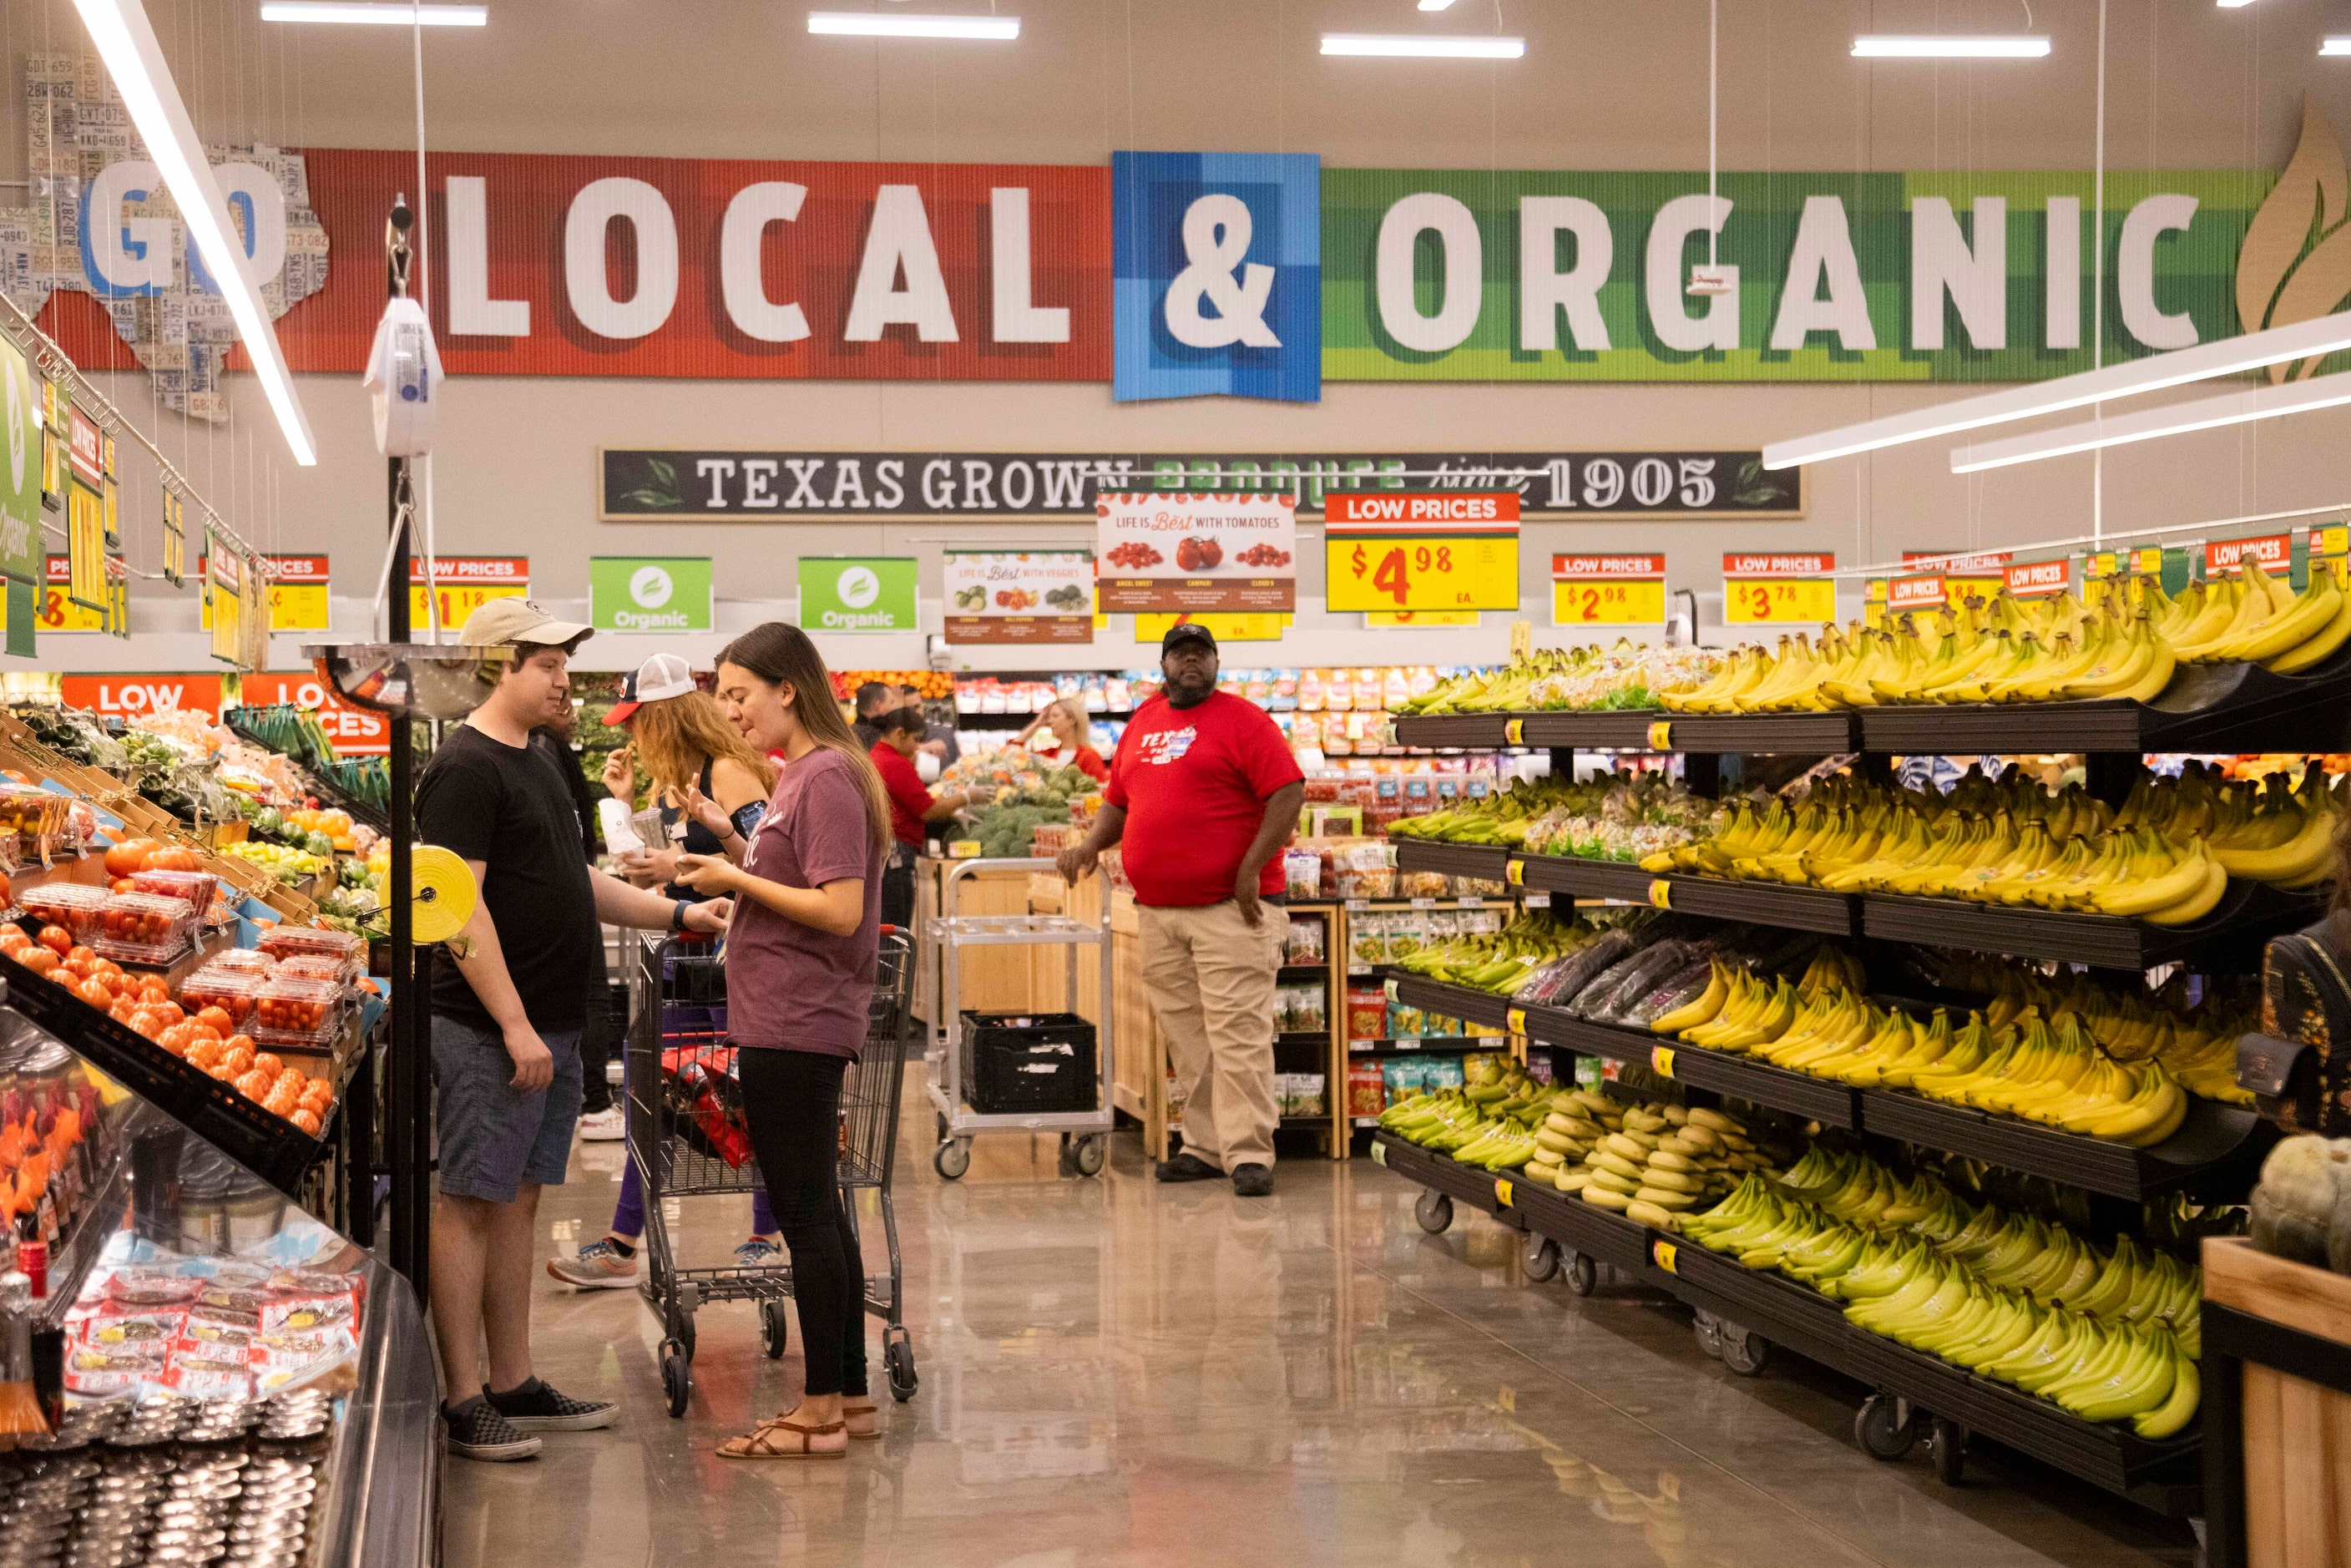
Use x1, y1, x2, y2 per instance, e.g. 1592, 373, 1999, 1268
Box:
8, 0, 2351, 1565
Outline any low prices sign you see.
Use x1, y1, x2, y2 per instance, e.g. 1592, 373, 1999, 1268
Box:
943, 551, 1094, 645
200, 555, 331, 634
1096, 493, 1296, 613
411, 557, 528, 633
2207, 534, 2290, 575
1887, 574, 1947, 614
60, 672, 224, 719
1324, 493, 1519, 614
1551, 554, 1665, 625
234, 670, 390, 756
2313, 524, 2348, 589
33, 556, 104, 632
1722, 552, 1835, 625
2005, 558, 2070, 599
1906, 549, 2010, 607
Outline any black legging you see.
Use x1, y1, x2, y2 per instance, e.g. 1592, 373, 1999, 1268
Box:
737, 1048, 867, 1399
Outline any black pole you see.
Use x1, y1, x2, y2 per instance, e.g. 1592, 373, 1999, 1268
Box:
383, 198, 427, 1298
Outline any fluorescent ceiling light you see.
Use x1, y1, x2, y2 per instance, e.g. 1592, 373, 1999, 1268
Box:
1322, 33, 1525, 58
260, 2, 485, 23
2217, 0, 2256, 8
1762, 308, 2351, 469
806, 12, 1019, 38
1417, 0, 1459, 9
73, 0, 315, 466
1852, 35, 2050, 57
1952, 374, 2351, 472
2324, 37, 2351, 54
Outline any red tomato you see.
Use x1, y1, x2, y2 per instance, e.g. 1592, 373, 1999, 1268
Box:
146, 846, 200, 873
103, 839, 154, 878
37, 926, 72, 956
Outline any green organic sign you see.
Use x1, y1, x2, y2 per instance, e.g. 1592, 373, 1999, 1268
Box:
0, 337, 40, 584
590, 556, 712, 632
798, 556, 918, 633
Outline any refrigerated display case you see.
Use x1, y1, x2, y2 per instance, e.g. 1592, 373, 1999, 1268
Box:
0, 1001, 434, 1566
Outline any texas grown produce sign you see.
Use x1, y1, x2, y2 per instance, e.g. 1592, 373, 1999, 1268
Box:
943, 551, 1094, 645
599, 448, 1798, 520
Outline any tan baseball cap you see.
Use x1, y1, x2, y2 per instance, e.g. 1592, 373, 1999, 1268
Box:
458, 596, 592, 650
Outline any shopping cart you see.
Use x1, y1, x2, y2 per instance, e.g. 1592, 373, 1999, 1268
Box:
624, 928, 918, 1419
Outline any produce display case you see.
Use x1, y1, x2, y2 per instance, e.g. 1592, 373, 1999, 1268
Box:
2200, 1236, 2351, 1568
0, 1003, 434, 1568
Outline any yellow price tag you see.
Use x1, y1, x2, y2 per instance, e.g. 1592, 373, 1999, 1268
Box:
1494, 1177, 1514, 1208
1325, 534, 1519, 612
1723, 576, 1837, 625
1134, 612, 1290, 642
1365, 609, 1479, 628
1653, 1239, 1679, 1272
1651, 1046, 1676, 1078
34, 560, 104, 631
1369, 1140, 1387, 1166
2313, 526, 2348, 590
1946, 574, 2003, 607
1646, 721, 1672, 751
1649, 878, 1672, 909
1505, 1007, 1526, 1036
1550, 576, 1666, 626
1504, 858, 1524, 886
1503, 718, 1524, 746
411, 581, 529, 635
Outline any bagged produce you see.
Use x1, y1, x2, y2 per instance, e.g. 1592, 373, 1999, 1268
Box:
2248, 1133, 2351, 1271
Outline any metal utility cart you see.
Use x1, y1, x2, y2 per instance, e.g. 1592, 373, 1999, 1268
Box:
926, 857, 1115, 1181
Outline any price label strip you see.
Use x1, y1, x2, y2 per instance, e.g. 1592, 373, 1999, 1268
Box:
1650, 1045, 1676, 1078
1369, 1140, 1387, 1166
1494, 1176, 1514, 1208
1652, 1239, 1679, 1272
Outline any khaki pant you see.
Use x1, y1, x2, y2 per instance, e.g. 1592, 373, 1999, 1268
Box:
1138, 898, 1287, 1172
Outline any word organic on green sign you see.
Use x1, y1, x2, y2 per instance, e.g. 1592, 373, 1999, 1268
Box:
0, 336, 40, 586
798, 557, 918, 633
590, 557, 713, 633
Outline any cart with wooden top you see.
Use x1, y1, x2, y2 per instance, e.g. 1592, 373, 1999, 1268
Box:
2201, 1235, 2351, 1568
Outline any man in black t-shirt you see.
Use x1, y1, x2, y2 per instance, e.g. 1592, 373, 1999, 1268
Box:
418, 599, 731, 1463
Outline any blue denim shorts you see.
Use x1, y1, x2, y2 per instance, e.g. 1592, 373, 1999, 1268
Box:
432, 1014, 583, 1203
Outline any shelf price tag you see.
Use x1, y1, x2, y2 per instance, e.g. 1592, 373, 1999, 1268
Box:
1369, 1140, 1387, 1166
1550, 554, 1666, 626
1383, 978, 1400, 1003
1409, 896, 1436, 908
1522, 893, 1550, 908
1648, 878, 1672, 909
2316, 524, 2350, 589
1504, 859, 1524, 886
1722, 553, 1835, 625
1505, 1007, 1526, 1036
1503, 718, 1524, 746
1646, 721, 1672, 751
1652, 1239, 1679, 1272
1651, 1046, 1676, 1078
1325, 493, 1520, 612
1494, 1176, 1514, 1208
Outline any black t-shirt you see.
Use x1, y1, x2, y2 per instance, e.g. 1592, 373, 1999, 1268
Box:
418, 724, 601, 1032
528, 727, 600, 860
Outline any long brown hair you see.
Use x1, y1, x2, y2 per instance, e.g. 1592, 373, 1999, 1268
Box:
631, 689, 779, 799
717, 622, 892, 855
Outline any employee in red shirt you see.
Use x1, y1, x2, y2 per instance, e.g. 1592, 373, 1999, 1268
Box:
1058, 623, 1304, 1197
869, 705, 970, 929
1014, 697, 1111, 783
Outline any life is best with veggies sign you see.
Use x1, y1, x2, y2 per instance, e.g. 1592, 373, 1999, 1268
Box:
944, 551, 1095, 645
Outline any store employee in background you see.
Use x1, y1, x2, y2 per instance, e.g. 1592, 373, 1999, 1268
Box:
1057, 623, 1303, 1198
867, 706, 971, 928
1014, 696, 1110, 783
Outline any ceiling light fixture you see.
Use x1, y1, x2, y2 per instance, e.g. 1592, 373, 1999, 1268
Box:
806, 12, 1019, 39
1762, 308, 2351, 469
260, 2, 486, 23
2323, 37, 2351, 54
1321, 33, 1525, 58
1951, 374, 2351, 472
1416, 0, 1459, 9
72, 0, 316, 465
1852, 35, 2050, 57
2217, 0, 2256, 8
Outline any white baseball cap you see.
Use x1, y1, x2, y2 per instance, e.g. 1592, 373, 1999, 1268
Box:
604, 652, 698, 725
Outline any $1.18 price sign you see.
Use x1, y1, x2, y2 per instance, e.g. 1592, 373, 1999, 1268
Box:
1325, 535, 1518, 612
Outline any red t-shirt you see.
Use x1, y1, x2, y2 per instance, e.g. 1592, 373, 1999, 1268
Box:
1106, 692, 1302, 907
868, 740, 933, 847
1030, 739, 1111, 783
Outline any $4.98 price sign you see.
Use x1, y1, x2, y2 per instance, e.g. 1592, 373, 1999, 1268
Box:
1551, 554, 1665, 625
1722, 553, 1836, 625
1323, 493, 1519, 613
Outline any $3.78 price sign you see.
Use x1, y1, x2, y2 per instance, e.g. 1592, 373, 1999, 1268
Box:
1324, 535, 1518, 612
1725, 577, 1837, 625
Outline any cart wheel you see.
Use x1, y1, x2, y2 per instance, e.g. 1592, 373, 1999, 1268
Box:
884, 1333, 918, 1403
933, 1139, 971, 1181
1072, 1134, 1107, 1177
1413, 1189, 1453, 1234
1522, 1233, 1560, 1283
1719, 1322, 1770, 1377
660, 1341, 690, 1419
1692, 1310, 1724, 1360
1564, 1252, 1598, 1296
1855, 1394, 1917, 1461
1929, 1417, 1966, 1486
760, 1302, 789, 1361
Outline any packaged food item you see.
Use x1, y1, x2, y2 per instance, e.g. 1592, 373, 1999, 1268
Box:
250, 975, 343, 1048
1399, 870, 1449, 900
19, 880, 109, 944
1282, 915, 1323, 964
93, 891, 198, 965
206, 946, 279, 978
0, 781, 71, 867
129, 867, 220, 919
1347, 1060, 1387, 1117
1422, 1055, 1467, 1090
163, 1348, 253, 1400
1346, 983, 1388, 1042
1349, 911, 1385, 967
260, 1291, 356, 1334
273, 953, 351, 988
1383, 666, 1412, 708
1287, 1073, 1327, 1118
1382, 1056, 1428, 1100
1389, 1001, 1427, 1039
1298, 669, 1325, 711
1287, 986, 1327, 1035
79, 1310, 185, 1351
258, 926, 367, 980
179, 964, 263, 1024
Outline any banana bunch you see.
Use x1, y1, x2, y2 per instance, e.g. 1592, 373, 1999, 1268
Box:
1546, 1095, 1773, 1229
1388, 774, 1612, 847
2199, 761, 2343, 892
2161, 555, 2351, 670
1388, 908, 1590, 994
1402, 641, 1722, 716
1377, 1061, 1561, 1168
1940, 953, 2261, 1107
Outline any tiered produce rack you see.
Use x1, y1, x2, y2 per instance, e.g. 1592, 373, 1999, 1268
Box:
1361, 665, 2351, 1519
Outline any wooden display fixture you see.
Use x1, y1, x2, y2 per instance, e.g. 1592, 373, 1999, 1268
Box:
2203, 1236, 2351, 1568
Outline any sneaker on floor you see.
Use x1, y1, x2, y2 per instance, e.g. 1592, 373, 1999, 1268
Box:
546, 1239, 640, 1290
1154, 1151, 1221, 1183
734, 1237, 781, 1267
444, 1399, 542, 1462
576, 1106, 624, 1142
1231, 1163, 1274, 1197
484, 1377, 617, 1433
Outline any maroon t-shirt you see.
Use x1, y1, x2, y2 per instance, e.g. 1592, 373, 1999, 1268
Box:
725, 746, 885, 1059
1106, 691, 1302, 907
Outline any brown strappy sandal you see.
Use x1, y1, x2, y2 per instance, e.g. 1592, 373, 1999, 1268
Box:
842, 1402, 881, 1441
715, 1416, 847, 1460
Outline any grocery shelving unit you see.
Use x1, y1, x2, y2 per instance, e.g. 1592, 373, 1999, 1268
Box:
1361, 658, 2351, 1518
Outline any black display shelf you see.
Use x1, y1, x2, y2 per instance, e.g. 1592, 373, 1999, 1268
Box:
0, 946, 334, 1193
1391, 711, 1860, 753
1368, 1131, 1524, 1227
1531, 1012, 1864, 1128
1651, 875, 1858, 934
1385, 974, 1517, 1032
1512, 852, 1659, 903
1858, 883, 2313, 972
1510, 1172, 1666, 1276
1622, 711, 1858, 755
1858, 1089, 2275, 1202
1389, 840, 1516, 883
1856, 645, 2351, 756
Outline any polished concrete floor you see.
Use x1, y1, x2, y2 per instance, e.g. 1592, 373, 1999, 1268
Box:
441, 1078, 2202, 1568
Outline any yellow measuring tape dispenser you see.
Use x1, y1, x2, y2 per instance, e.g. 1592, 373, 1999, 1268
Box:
407, 845, 480, 946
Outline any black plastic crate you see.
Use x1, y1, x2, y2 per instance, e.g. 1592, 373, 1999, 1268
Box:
960, 1010, 1098, 1114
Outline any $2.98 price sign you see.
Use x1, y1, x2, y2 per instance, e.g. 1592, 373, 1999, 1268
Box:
1551, 554, 1665, 625
1722, 553, 1836, 625
1322, 493, 1520, 613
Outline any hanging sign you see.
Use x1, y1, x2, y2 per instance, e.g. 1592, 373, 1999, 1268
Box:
1324, 493, 1517, 614
589, 557, 713, 633
1905, 550, 2010, 607
33, 556, 104, 631
1887, 574, 1948, 615
1097, 493, 1297, 613
59, 673, 225, 719
0, 338, 39, 585
797, 557, 918, 633
2313, 524, 2349, 589
1722, 553, 1836, 625
1550, 553, 1666, 626
409, 556, 529, 633
1133, 612, 1289, 643
206, 539, 243, 664
234, 670, 391, 756
2005, 558, 2070, 599
64, 403, 106, 616
40, 382, 65, 511
160, 488, 186, 587
943, 551, 1094, 644
2206, 534, 2291, 575
203, 556, 331, 634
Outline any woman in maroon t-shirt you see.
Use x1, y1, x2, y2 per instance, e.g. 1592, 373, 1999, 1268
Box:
674, 623, 890, 1460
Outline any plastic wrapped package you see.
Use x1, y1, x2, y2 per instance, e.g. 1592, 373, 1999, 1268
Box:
93, 891, 199, 965
20, 880, 109, 943
259, 925, 367, 981
1346, 983, 1388, 1042
1282, 916, 1324, 965
274, 953, 351, 988
204, 947, 278, 977
129, 866, 220, 919
1347, 1060, 1388, 1117
1588, 940, 1702, 1024
1620, 958, 1719, 1029
250, 974, 344, 1048
0, 780, 69, 867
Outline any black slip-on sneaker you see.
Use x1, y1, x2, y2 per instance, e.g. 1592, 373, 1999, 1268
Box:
484, 1377, 618, 1433
445, 1399, 542, 1461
